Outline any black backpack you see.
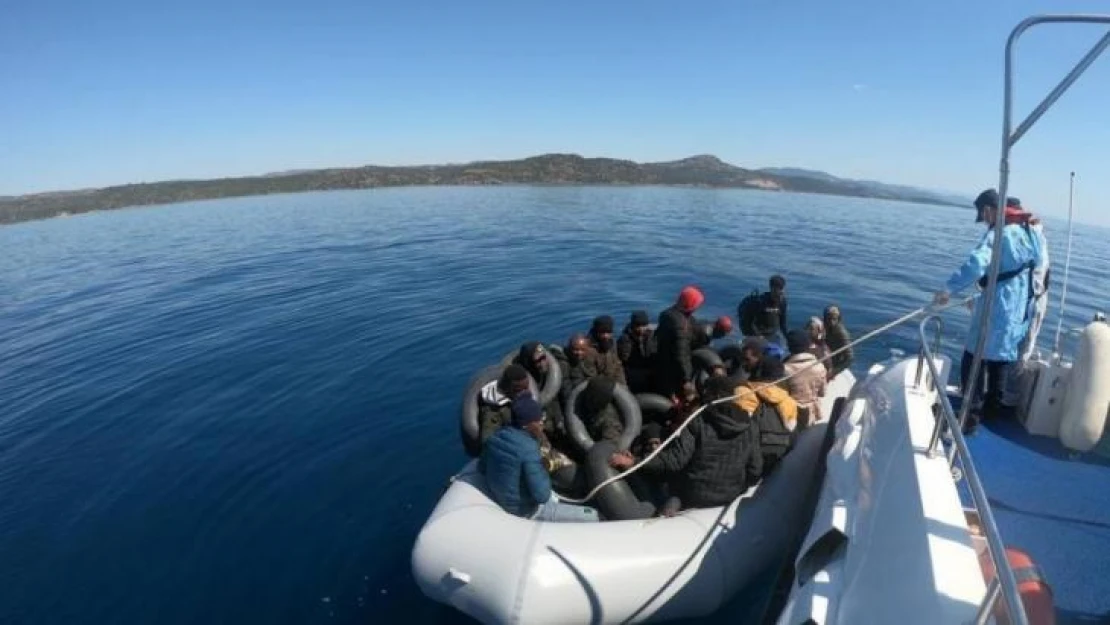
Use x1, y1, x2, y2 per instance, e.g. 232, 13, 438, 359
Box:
738, 289, 761, 336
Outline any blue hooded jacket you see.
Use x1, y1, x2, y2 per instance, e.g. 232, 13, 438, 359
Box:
946, 223, 1044, 361
480, 426, 551, 517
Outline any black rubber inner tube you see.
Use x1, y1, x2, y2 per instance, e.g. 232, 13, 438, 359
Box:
636, 393, 674, 425
498, 345, 563, 406
460, 364, 540, 458
584, 439, 656, 521
564, 380, 642, 454
692, 346, 724, 372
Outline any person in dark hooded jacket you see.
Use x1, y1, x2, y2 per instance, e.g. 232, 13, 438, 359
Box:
478, 364, 533, 446
588, 315, 627, 386
610, 375, 762, 513
617, 310, 656, 393
734, 355, 798, 474
577, 375, 624, 443
513, 341, 565, 437
655, 286, 705, 399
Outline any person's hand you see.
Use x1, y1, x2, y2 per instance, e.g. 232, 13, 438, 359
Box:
609, 450, 635, 470
933, 290, 950, 306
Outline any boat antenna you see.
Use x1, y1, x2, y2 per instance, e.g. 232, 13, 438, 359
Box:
1052, 171, 1077, 357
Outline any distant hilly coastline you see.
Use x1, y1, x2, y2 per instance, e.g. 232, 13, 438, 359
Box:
0, 154, 968, 226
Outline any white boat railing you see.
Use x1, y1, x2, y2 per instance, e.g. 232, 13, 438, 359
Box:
916, 314, 1026, 625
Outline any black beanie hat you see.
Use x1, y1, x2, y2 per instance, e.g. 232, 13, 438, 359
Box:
592, 315, 615, 334
517, 341, 544, 364
703, 375, 735, 401
631, 310, 650, 327
580, 376, 616, 415
786, 329, 811, 356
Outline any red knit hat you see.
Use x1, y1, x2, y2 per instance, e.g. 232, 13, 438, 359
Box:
677, 286, 705, 313
715, 316, 733, 334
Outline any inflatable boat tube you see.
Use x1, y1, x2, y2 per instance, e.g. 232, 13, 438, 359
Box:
692, 347, 724, 372
412, 422, 831, 625
460, 364, 540, 458
564, 381, 642, 454
584, 439, 656, 521
637, 393, 674, 424
1059, 320, 1110, 452
718, 343, 744, 373
498, 345, 564, 406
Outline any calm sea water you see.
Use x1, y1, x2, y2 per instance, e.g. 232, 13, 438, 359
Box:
0, 187, 1106, 625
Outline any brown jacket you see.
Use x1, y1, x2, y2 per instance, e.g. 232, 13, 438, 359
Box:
784, 353, 827, 427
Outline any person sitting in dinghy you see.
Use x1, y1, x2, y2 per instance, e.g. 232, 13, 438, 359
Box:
588, 315, 627, 386
556, 333, 600, 407
735, 355, 798, 473
481, 394, 599, 523
478, 364, 533, 446
577, 376, 625, 444
512, 342, 566, 439
784, 330, 827, 428
690, 316, 734, 351
823, 305, 853, 380
609, 375, 762, 515
617, 310, 656, 393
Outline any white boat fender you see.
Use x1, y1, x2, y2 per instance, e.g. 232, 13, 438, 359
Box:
584, 439, 657, 520
459, 364, 540, 457
1058, 321, 1110, 452
564, 381, 642, 454
637, 393, 674, 424
497, 344, 564, 406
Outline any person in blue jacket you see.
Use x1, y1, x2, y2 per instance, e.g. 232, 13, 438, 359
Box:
934, 189, 1043, 430
480, 393, 599, 523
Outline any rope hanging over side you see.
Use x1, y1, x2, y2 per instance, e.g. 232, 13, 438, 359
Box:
559, 299, 969, 505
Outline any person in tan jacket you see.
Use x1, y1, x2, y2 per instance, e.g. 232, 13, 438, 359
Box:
783, 330, 827, 428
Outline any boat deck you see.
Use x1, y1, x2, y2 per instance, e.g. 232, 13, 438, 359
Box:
951, 393, 1110, 625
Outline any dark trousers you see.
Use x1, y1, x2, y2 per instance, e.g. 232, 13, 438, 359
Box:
959, 351, 1013, 421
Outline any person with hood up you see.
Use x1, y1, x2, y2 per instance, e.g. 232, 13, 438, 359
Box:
655, 285, 705, 399
934, 188, 1044, 431
481, 393, 599, 522
617, 310, 656, 393
576, 375, 624, 444
784, 329, 827, 428
734, 355, 798, 473
478, 364, 534, 446
609, 375, 762, 515
823, 305, 853, 380
557, 333, 599, 407
588, 315, 627, 386
512, 341, 565, 438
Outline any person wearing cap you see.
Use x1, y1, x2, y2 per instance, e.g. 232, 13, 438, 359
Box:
512, 341, 565, 438
478, 364, 534, 446
934, 188, 1044, 431
655, 286, 706, 399
691, 315, 734, 351
617, 310, 657, 393
588, 315, 627, 386
481, 393, 599, 522
823, 305, 853, 380
784, 329, 828, 427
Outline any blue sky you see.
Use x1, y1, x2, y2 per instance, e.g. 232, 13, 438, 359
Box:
2, 0, 1108, 222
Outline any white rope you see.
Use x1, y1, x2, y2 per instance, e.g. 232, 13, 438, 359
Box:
559, 299, 969, 505
1052, 172, 1077, 356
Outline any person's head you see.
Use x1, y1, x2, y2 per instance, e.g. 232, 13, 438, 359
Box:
517, 341, 549, 376
567, 333, 591, 364
1006, 196, 1021, 209
702, 375, 735, 402
752, 354, 786, 384
805, 316, 825, 342
498, 364, 531, 398
739, 337, 767, 373
640, 422, 663, 453
579, 375, 616, 416
974, 188, 1000, 225
769, 275, 786, 299
590, 315, 615, 350
786, 329, 811, 357
511, 393, 545, 438
630, 310, 651, 337
712, 315, 733, 339
676, 285, 705, 316
824, 305, 842, 328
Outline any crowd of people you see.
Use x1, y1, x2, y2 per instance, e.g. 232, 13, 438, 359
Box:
475, 275, 855, 523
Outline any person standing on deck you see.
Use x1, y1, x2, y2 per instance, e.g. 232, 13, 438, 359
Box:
999, 197, 1052, 409
934, 189, 1044, 432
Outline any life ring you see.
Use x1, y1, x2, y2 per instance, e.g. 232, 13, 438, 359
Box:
637, 393, 674, 424
460, 364, 540, 458
978, 547, 1056, 625
564, 380, 643, 454
498, 344, 564, 406
584, 439, 656, 521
